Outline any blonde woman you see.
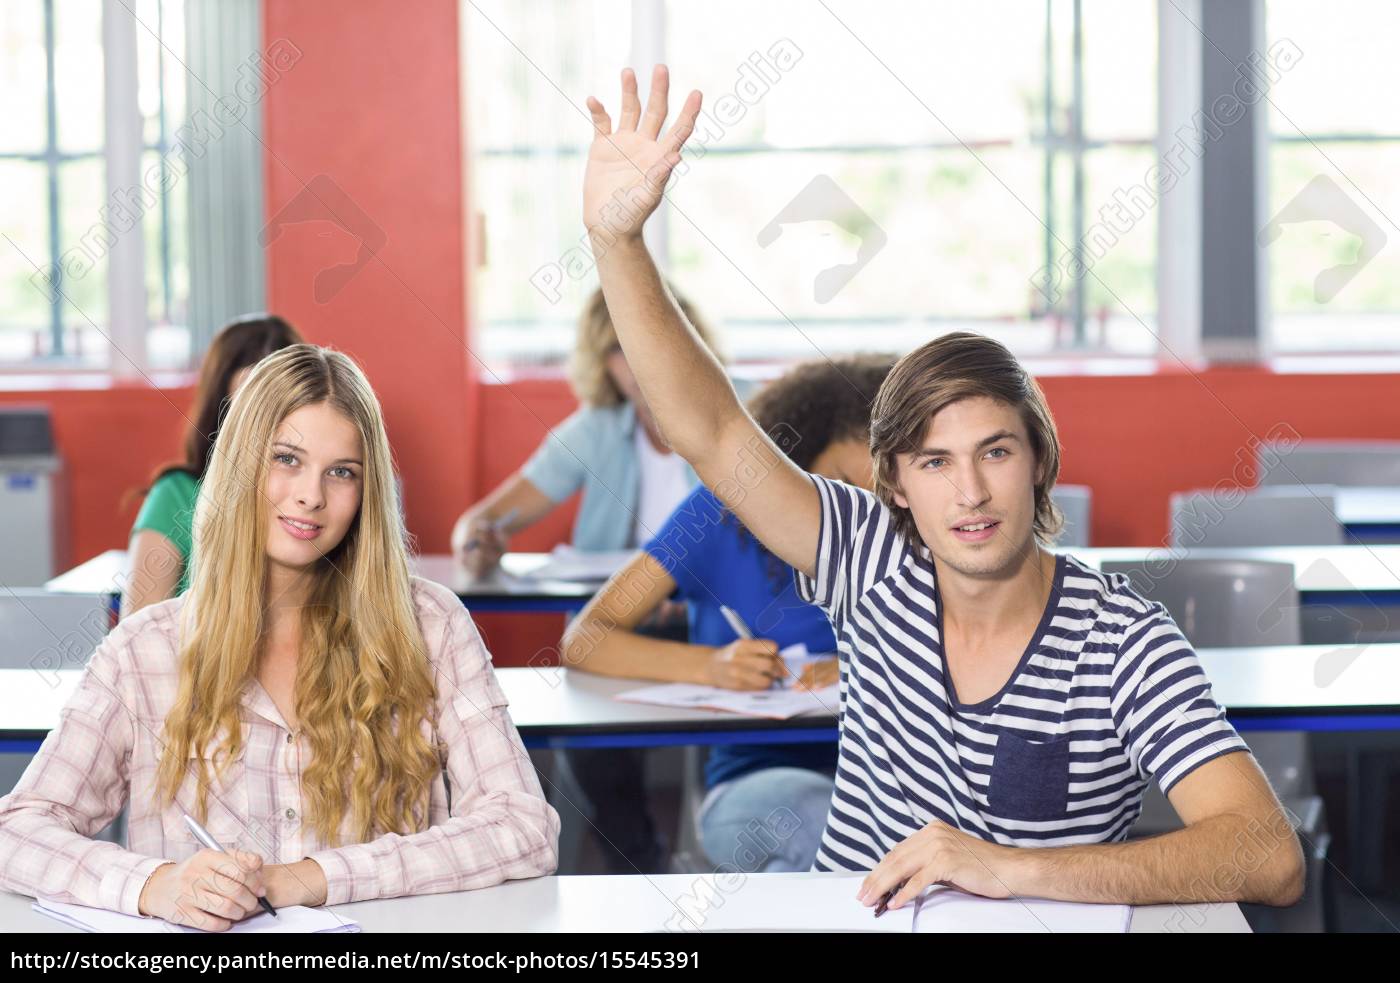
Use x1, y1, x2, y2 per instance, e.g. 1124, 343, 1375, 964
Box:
450, 285, 728, 579
0, 346, 559, 930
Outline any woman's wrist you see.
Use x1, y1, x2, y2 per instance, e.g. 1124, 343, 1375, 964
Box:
136, 861, 175, 917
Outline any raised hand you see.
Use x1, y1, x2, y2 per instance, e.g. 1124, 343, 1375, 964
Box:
583, 65, 702, 242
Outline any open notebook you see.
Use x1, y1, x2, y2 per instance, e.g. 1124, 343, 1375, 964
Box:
678, 876, 1131, 933
615, 644, 840, 720
34, 898, 360, 934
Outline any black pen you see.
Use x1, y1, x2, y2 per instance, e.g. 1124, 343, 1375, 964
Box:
873, 880, 907, 918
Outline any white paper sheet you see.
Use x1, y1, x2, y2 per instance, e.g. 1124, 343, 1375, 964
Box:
912, 887, 1131, 933
659, 876, 1131, 933
525, 545, 634, 582
33, 898, 360, 934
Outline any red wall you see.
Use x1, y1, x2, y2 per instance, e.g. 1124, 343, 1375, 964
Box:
6, 2, 1400, 665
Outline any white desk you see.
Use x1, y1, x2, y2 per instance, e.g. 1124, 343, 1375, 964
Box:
0, 873, 1250, 933
45, 551, 601, 615
47, 545, 1400, 609
1065, 544, 1400, 596
7, 645, 1399, 747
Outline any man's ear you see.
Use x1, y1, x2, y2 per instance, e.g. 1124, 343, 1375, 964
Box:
890, 465, 910, 510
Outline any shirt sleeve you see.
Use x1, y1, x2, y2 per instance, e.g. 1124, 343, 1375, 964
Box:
131, 471, 197, 560
519, 409, 592, 504
1111, 608, 1251, 795
643, 487, 727, 599
306, 591, 560, 904
0, 623, 168, 916
792, 472, 893, 620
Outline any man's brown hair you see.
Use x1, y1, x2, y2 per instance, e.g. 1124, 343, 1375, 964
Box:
869, 331, 1064, 548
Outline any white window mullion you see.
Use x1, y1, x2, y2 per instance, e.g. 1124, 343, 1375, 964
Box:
1156, 0, 1203, 363
630, 0, 668, 267
102, 0, 148, 379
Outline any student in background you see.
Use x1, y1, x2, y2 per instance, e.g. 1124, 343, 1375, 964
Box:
450, 286, 725, 578
562, 355, 895, 872
122, 314, 303, 617
0, 346, 558, 930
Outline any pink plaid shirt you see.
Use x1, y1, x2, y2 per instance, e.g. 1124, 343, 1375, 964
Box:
0, 577, 559, 915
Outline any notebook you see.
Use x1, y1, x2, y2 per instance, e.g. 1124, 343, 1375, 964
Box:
614, 644, 841, 720
33, 898, 361, 934
680, 875, 1131, 933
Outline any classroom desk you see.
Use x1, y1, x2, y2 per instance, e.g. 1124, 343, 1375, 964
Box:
48, 544, 1400, 616
0, 873, 1250, 933
1064, 544, 1400, 604
1334, 486, 1400, 542
3, 645, 1399, 753
44, 551, 600, 616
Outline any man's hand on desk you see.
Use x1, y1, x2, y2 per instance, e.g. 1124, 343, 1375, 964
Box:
855, 820, 1025, 912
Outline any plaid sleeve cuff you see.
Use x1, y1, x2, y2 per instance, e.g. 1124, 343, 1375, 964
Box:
305, 846, 376, 907
105, 855, 171, 917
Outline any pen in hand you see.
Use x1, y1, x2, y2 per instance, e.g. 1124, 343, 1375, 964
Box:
718, 605, 785, 688
463, 507, 520, 552
181, 814, 278, 918
873, 880, 908, 918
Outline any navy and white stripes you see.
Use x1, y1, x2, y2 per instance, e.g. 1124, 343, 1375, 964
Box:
793, 474, 1249, 872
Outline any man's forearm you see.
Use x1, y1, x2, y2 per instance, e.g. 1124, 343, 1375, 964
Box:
594, 235, 742, 461
1005, 809, 1304, 907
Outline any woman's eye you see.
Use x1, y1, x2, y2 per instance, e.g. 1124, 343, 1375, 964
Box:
274, 452, 297, 466
330, 467, 355, 480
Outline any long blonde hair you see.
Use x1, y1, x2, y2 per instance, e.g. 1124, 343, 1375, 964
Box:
156, 345, 440, 846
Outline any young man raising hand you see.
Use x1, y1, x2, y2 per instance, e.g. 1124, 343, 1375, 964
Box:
581, 65, 1304, 912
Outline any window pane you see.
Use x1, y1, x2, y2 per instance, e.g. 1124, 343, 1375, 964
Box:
57, 157, 110, 364
471, 0, 1158, 367
665, 148, 1044, 326
0, 161, 52, 363
0, 0, 47, 155
464, 0, 630, 154
1268, 142, 1400, 352
1081, 0, 1155, 142
668, 0, 1045, 149
1268, 0, 1400, 137
136, 0, 185, 148
54, 0, 104, 155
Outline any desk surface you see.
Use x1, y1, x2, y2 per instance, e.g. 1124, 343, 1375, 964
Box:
45, 551, 602, 605
0, 873, 1249, 933
47, 544, 1400, 603
5, 645, 1399, 743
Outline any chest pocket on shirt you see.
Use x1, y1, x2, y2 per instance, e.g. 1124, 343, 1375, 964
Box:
157, 742, 257, 860
987, 731, 1071, 822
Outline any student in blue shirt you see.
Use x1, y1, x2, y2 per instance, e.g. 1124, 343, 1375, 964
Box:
450, 286, 725, 576
561, 356, 894, 871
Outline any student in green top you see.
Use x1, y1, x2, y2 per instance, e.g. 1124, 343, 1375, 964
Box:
122, 315, 303, 617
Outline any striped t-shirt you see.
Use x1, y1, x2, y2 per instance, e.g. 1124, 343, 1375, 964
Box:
794, 474, 1249, 872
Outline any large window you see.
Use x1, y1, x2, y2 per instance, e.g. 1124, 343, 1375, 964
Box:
1266, 0, 1400, 354
0, 0, 189, 371
465, 0, 1160, 370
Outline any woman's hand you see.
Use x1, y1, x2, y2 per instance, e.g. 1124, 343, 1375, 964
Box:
795, 658, 839, 692
704, 638, 783, 690
137, 849, 267, 931
583, 65, 702, 242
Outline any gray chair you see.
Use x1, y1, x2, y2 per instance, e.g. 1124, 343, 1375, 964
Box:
1258, 440, 1400, 488
0, 591, 125, 846
1051, 485, 1092, 548
1169, 487, 1343, 548
1102, 559, 1330, 932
